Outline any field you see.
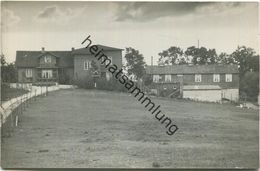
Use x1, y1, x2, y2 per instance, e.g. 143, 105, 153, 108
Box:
1, 89, 259, 168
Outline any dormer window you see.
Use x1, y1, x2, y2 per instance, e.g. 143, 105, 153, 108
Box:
44, 56, 51, 63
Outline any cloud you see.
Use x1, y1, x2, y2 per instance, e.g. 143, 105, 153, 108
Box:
1, 8, 20, 27
35, 5, 84, 24
38, 6, 58, 18
114, 2, 244, 22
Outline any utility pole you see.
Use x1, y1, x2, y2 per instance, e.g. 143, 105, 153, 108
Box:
197, 39, 200, 48
151, 56, 153, 66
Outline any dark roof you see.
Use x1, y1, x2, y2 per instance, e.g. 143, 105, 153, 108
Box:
71, 44, 123, 55
146, 64, 239, 74
16, 51, 73, 67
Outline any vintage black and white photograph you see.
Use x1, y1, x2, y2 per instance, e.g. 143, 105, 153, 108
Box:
0, 1, 259, 168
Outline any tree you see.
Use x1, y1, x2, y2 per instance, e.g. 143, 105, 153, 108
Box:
124, 47, 146, 80
1, 54, 6, 66
158, 46, 185, 65
230, 46, 259, 77
240, 71, 259, 101
229, 46, 259, 100
216, 52, 235, 64
185, 46, 217, 65
1, 54, 17, 83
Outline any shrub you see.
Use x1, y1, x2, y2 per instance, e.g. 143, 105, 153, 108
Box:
75, 75, 95, 89
75, 74, 128, 92
96, 77, 127, 92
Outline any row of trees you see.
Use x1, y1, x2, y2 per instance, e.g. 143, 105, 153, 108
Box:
158, 46, 259, 74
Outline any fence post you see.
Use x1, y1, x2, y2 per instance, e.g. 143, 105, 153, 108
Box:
0, 113, 3, 135
10, 109, 13, 132
25, 94, 27, 107
15, 115, 18, 127
16, 97, 20, 116
20, 97, 23, 114
41, 86, 43, 97
21, 96, 24, 112
30, 91, 32, 103
34, 90, 37, 101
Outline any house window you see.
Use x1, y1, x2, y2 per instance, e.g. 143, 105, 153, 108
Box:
42, 70, 53, 79
84, 61, 91, 70
225, 74, 232, 82
153, 75, 159, 83
44, 56, 52, 63
195, 74, 202, 82
165, 75, 171, 82
25, 69, 32, 78
213, 74, 220, 82
159, 75, 164, 82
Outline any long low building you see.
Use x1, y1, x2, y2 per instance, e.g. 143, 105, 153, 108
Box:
145, 64, 239, 102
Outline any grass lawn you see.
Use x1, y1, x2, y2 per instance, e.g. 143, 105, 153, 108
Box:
1, 84, 29, 101
1, 89, 259, 168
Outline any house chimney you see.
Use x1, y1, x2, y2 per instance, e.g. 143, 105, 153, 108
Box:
72, 47, 75, 51
41, 47, 45, 53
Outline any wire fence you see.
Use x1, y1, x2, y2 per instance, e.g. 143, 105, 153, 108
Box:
0, 84, 62, 138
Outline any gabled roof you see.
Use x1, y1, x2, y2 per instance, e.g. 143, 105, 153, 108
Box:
16, 51, 73, 67
16, 45, 123, 68
146, 64, 239, 74
72, 44, 123, 55
36, 52, 61, 58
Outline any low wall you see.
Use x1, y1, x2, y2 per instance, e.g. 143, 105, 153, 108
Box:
222, 88, 239, 102
183, 89, 222, 102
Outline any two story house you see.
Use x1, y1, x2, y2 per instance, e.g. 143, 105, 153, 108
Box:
72, 45, 122, 81
16, 45, 123, 85
146, 64, 239, 102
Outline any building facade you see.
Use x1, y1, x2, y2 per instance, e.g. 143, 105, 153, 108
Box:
146, 64, 239, 102
16, 45, 123, 85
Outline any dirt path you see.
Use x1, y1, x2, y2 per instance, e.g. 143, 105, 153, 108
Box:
1, 89, 259, 168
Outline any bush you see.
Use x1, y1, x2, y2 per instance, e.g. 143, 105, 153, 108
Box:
75, 75, 128, 92
1, 63, 17, 83
75, 75, 95, 89
96, 77, 127, 92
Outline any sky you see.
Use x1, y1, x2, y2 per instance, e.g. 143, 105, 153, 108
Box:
1, 1, 259, 64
